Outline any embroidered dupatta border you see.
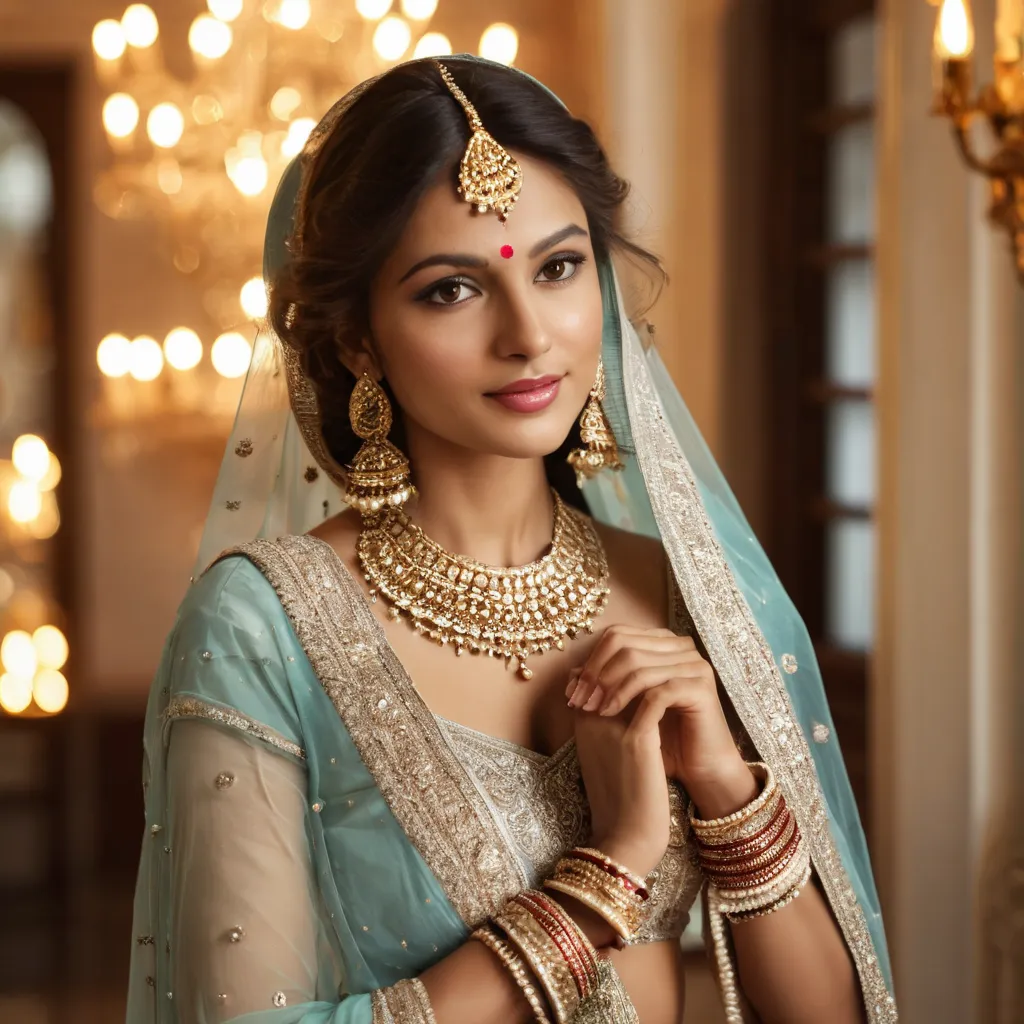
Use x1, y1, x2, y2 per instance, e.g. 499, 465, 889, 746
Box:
207, 537, 528, 928
622, 332, 898, 1024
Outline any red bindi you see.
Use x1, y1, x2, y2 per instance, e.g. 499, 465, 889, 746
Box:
500, 244, 514, 259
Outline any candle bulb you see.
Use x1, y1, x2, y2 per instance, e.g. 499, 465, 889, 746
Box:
933, 0, 975, 117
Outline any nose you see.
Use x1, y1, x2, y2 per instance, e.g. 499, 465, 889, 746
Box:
491, 283, 553, 362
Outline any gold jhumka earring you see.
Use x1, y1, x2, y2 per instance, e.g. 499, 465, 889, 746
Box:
343, 373, 416, 514
568, 359, 624, 488
435, 61, 523, 221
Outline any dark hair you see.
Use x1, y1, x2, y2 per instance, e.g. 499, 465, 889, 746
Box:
269, 57, 663, 510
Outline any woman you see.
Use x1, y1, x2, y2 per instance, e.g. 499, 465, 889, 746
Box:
127, 56, 896, 1024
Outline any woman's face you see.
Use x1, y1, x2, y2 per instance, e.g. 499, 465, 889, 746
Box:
365, 151, 604, 463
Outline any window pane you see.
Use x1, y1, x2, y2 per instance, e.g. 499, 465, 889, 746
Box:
827, 121, 875, 244
827, 400, 875, 507
827, 519, 875, 649
826, 261, 875, 387
830, 14, 877, 105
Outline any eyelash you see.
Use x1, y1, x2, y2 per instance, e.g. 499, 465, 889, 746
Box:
416, 252, 589, 307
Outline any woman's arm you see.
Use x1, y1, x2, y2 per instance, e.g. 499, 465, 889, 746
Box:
690, 771, 864, 1024
166, 719, 628, 1024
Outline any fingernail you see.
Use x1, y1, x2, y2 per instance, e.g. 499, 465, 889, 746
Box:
567, 681, 581, 708
583, 689, 602, 712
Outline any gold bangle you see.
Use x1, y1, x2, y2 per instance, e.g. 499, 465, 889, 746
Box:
473, 925, 552, 1024
725, 863, 813, 923
513, 891, 600, 999
496, 901, 580, 1023
688, 762, 774, 831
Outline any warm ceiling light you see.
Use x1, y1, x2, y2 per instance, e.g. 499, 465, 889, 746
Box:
97, 333, 131, 377
413, 31, 451, 58
211, 332, 253, 378
270, 86, 302, 121
38, 455, 61, 493
207, 0, 244, 21
8, 482, 42, 524
128, 335, 164, 381
1, 631, 37, 678
356, 0, 393, 19
33, 626, 68, 671
147, 102, 185, 148
281, 117, 315, 157
34, 670, 69, 714
102, 93, 139, 138
12, 435, 50, 482
240, 277, 268, 318
373, 16, 411, 60
189, 14, 233, 59
479, 22, 518, 65
401, 0, 438, 19
275, 0, 310, 29
164, 328, 203, 370
156, 158, 183, 195
0, 675, 32, 714
92, 19, 127, 60
122, 4, 159, 47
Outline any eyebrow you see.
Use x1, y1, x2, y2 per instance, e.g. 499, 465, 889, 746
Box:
397, 223, 589, 284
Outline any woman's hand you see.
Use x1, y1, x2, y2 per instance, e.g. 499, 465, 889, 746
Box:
568, 625, 758, 819
570, 666, 670, 879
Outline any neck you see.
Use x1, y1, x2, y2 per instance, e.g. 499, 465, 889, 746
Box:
402, 431, 557, 568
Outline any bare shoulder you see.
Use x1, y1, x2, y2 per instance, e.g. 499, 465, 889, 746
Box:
589, 516, 668, 625
306, 508, 362, 575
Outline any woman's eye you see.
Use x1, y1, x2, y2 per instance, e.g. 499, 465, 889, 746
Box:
425, 279, 475, 305
538, 255, 585, 283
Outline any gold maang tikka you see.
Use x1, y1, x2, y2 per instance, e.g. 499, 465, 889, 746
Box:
435, 61, 522, 221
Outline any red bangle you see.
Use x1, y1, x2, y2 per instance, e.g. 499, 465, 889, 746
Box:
569, 849, 650, 901
512, 891, 599, 1000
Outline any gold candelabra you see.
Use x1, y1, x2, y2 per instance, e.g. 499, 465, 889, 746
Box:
932, 0, 1024, 282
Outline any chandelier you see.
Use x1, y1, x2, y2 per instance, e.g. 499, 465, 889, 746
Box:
89, 2, 519, 429
932, 0, 1024, 283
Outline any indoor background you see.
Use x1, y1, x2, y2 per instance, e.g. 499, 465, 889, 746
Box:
0, 0, 1020, 1021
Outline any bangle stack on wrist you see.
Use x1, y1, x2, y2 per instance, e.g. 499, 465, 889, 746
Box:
543, 847, 650, 947
689, 762, 812, 923
472, 846, 649, 1022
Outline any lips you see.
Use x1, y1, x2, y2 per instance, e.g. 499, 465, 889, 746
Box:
486, 374, 564, 413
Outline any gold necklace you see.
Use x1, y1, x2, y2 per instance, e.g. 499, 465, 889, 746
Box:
357, 491, 610, 680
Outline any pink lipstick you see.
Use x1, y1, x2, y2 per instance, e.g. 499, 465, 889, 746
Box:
486, 374, 563, 413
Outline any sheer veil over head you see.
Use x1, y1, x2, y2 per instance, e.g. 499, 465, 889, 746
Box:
188, 55, 896, 1022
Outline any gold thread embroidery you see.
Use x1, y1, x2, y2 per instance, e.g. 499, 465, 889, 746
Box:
164, 695, 305, 761
622, 321, 897, 1022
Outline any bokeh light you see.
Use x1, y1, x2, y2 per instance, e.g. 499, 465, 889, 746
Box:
413, 31, 450, 57
373, 16, 411, 60
129, 335, 164, 381
211, 332, 252, 378
122, 4, 159, 47
147, 102, 184, 148
189, 14, 233, 58
34, 669, 69, 714
240, 278, 268, 319
0, 675, 32, 714
92, 19, 127, 60
1, 631, 37, 678
12, 435, 50, 482
33, 626, 68, 671
479, 22, 518, 65
102, 93, 139, 138
164, 328, 203, 371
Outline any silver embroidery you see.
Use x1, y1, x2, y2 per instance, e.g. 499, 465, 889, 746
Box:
226, 926, 244, 943
215, 771, 235, 790
781, 653, 798, 674
623, 327, 897, 1021
164, 695, 306, 760
812, 722, 831, 744
272, 991, 287, 1007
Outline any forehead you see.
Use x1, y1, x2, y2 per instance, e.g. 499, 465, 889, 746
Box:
386, 151, 588, 262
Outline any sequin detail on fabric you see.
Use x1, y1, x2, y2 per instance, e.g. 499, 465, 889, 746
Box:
164, 695, 306, 761
622, 324, 897, 1022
